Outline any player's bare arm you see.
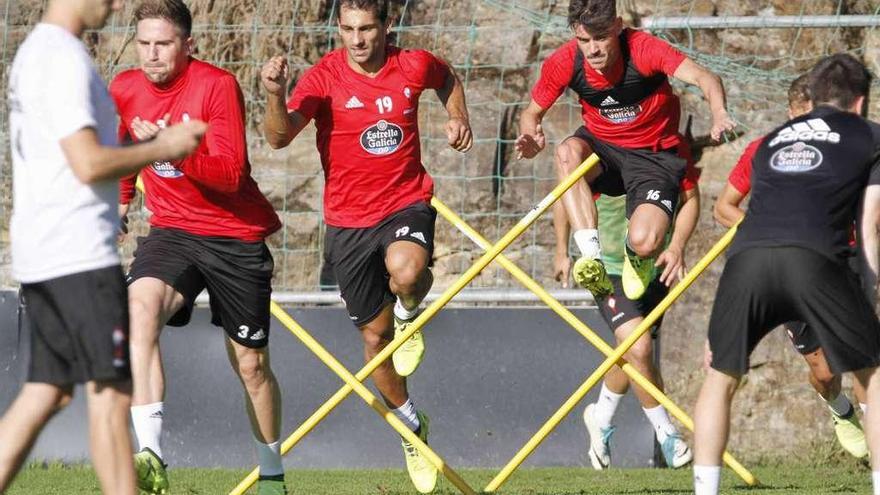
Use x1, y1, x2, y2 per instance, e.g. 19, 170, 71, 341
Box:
435, 67, 472, 152
261, 56, 310, 149
655, 184, 700, 286
61, 121, 207, 184
859, 184, 880, 294
673, 58, 736, 141
515, 99, 547, 159
713, 183, 746, 228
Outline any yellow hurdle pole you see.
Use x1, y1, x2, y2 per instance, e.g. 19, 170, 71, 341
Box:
229, 154, 600, 495
432, 198, 757, 487
271, 302, 475, 494
484, 223, 747, 493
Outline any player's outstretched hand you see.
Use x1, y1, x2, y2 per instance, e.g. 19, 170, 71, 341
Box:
446, 117, 473, 152
655, 246, 686, 287
156, 120, 208, 160
262, 56, 290, 97
553, 251, 572, 288
514, 124, 545, 159
710, 110, 737, 142
131, 113, 170, 142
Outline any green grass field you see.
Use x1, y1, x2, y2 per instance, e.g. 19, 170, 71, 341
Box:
5, 463, 874, 494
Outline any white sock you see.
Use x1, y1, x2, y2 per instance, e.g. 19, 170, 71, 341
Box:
394, 298, 419, 321
873, 471, 880, 495
861, 403, 868, 414
255, 439, 283, 477
573, 229, 601, 259
131, 402, 164, 459
392, 399, 421, 432
593, 383, 624, 428
694, 465, 721, 495
825, 393, 854, 417
643, 404, 678, 444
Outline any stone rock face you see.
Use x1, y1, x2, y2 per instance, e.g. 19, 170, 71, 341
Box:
2, 0, 879, 461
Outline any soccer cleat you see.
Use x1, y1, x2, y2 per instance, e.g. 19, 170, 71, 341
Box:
622, 242, 655, 300
572, 257, 613, 298
258, 474, 288, 495
134, 447, 168, 495
660, 433, 693, 468
583, 403, 615, 470
831, 409, 869, 459
392, 314, 425, 377
401, 411, 438, 494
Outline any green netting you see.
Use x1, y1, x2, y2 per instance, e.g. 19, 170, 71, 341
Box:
0, 1, 878, 291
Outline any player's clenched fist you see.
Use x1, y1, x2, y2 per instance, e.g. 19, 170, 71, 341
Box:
446, 117, 473, 153
156, 120, 208, 159
262, 56, 290, 96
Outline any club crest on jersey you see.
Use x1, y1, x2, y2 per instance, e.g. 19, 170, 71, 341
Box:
151, 161, 184, 178
360, 120, 403, 155
599, 104, 642, 124
770, 141, 824, 173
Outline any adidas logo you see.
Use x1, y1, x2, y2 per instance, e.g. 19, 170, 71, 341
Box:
769, 118, 840, 147
345, 96, 365, 109
661, 199, 673, 212
149, 410, 164, 419
411, 232, 426, 243
249, 328, 266, 341
600, 95, 619, 107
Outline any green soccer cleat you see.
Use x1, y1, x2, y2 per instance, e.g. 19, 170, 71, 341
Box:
401, 411, 438, 494
258, 474, 288, 495
622, 243, 655, 300
660, 433, 693, 468
134, 448, 168, 495
572, 257, 613, 298
831, 409, 869, 459
583, 403, 615, 470
392, 314, 425, 377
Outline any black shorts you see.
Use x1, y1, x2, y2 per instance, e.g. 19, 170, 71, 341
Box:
783, 254, 863, 355
128, 227, 274, 349
708, 246, 880, 376
22, 266, 131, 386
596, 275, 667, 336
572, 126, 687, 219
324, 201, 436, 326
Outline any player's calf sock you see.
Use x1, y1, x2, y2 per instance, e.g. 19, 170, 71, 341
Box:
593, 383, 624, 428
872, 471, 880, 495
643, 404, 677, 443
255, 438, 284, 477
825, 393, 854, 417
573, 229, 601, 259
394, 298, 419, 321
694, 465, 721, 495
393, 399, 421, 432
131, 401, 164, 459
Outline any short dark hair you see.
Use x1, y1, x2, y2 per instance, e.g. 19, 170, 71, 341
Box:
336, 0, 389, 24
135, 0, 193, 38
808, 54, 871, 111
567, 0, 616, 34
787, 73, 811, 108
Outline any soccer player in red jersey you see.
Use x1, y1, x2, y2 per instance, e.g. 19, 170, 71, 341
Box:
261, 0, 471, 491
515, 0, 735, 302
111, 2, 286, 494
713, 74, 868, 459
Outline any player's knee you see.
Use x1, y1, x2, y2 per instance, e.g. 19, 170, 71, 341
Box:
387, 258, 426, 295
627, 226, 661, 258
360, 326, 391, 354
625, 341, 653, 366
235, 351, 269, 388
554, 141, 581, 173
128, 294, 163, 335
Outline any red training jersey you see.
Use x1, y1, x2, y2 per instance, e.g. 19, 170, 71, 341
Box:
287, 46, 450, 228
531, 29, 687, 150
727, 137, 764, 195
111, 59, 280, 241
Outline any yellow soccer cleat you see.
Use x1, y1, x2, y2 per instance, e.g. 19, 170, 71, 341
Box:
402, 411, 438, 494
831, 410, 869, 459
573, 257, 613, 299
134, 448, 168, 495
392, 315, 425, 377
622, 244, 655, 300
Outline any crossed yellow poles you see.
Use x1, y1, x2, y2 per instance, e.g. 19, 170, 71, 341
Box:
229, 155, 756, 494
